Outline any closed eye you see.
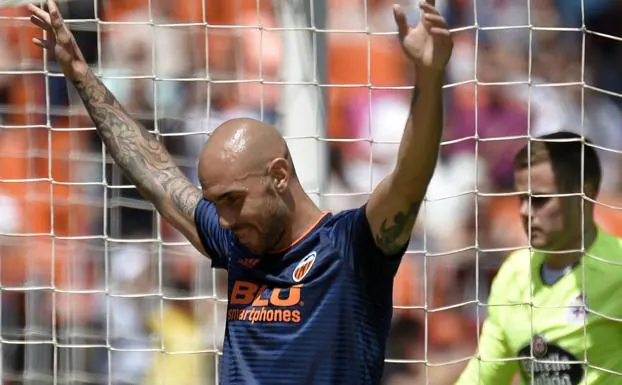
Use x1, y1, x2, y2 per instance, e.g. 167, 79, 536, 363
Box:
519, 194, 551, 208
531, 196, 551, 208
216, 192, 245, 207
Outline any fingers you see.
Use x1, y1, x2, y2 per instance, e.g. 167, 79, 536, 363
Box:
420, 1, 439, 15
28, 3, 55, 50
27, 3, 52, 26
394, 2, 449, 42
29, 1, 76, 54
429, 27, 451, 37
30, 14, 53, 33
420, 1, 449, 35
47, 0, 66, 31
28, 1, 66, 31
31, 37, 55, 50
47, 0, 60, 15
393, 4, 410, 41
423, 13, 448, 30
35, 0, 74, 47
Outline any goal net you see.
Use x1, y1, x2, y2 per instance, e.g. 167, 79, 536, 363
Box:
0, 0, 621, 384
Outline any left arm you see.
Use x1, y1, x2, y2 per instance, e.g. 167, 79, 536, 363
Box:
367, 0, 453, 255
367, 73, 444, 255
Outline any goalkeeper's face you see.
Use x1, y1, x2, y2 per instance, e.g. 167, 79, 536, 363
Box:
514, 161, 584, 251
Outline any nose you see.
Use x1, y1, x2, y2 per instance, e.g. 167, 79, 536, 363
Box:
217, 207, 237, 229
519, 198, 531, 218
219, 216, 231, 229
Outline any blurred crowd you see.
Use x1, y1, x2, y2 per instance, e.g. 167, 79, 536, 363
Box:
0, 0, 621, 384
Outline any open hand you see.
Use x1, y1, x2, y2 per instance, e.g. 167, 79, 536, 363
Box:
28, 0, 88, 81
394, 1, 453, 75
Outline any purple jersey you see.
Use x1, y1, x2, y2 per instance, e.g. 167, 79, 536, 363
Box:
194, 199, 406, 384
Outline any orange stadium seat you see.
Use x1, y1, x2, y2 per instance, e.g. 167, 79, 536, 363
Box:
327, 32, 409, 142
594, 195, 622, 238
0, 6, 93, 325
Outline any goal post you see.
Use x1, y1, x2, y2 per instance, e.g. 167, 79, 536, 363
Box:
0, 0, 621, 384
274, 0, 329, 207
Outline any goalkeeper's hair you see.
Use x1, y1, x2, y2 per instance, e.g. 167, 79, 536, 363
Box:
513, 131, 602, 197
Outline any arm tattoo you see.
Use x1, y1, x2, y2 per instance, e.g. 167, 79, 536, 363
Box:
374, 200, 420, 255
73, 70, 201, 219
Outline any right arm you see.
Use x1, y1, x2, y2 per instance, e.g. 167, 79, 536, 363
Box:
28, 1, 207, 255
455, 271, 516, 385
74, 71, 206, 255
455, 309, 516, 385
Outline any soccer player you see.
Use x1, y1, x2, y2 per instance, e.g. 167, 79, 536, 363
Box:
456, 131, 622, 385
28, 0, 452, 383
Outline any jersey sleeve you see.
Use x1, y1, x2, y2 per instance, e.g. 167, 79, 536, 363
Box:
332, 204, 407, 280
193, 198, 232, 269
455, 261, 518, 385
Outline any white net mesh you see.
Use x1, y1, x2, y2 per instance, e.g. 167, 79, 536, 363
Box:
0, 0, 621, 384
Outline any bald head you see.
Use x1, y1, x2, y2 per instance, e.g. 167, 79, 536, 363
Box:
196, 118, 316, 255
198, 118, 296, 191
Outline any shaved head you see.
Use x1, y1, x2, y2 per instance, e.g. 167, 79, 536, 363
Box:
198, 118, 294, 184
197, 118, 298, 255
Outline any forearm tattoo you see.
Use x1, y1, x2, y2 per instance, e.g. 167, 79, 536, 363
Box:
374, 200, 420, 255
73, 71, 201, 218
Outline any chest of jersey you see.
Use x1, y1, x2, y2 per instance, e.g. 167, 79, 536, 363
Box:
501, 268, 622, 384
225, 237, 349, 329
219, 234, 389, 384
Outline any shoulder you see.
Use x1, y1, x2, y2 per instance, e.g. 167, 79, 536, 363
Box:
193, 198, 225, 236
317, 206, 365, 234
321, 205, 375, 244
193, 198, 237, 269
193, 198, 219, 231
194, 198, 227, 230
586, 227, 622, 272
501, 248, 532, 274
322, 204, 406, 261
592, 227, 622, 257
195, 197, 216, 216
490, 248, 534, 297
325, 205, 373, 227
327, 206, 365, 221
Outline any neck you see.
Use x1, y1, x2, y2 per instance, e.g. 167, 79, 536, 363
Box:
543, 221, 598, 270
272, 185, 323, 253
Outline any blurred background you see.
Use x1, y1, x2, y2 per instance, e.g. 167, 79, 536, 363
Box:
0, 0, 621, 384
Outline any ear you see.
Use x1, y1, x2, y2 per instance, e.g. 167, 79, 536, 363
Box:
583, 181, 598, 199
268, 157, 290, 193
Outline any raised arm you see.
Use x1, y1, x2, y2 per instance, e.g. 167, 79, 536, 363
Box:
28, 1, 206, 255
366, 0, 453, 255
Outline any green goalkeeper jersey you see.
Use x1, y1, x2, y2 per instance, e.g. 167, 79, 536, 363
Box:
456, 227, 622, 385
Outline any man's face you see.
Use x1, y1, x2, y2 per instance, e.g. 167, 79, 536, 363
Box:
202, 170, 288, 255
514, 161, 584, 251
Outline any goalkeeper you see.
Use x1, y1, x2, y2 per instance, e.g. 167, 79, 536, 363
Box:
456, 131, 622, 385
28, 0, 452, 384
